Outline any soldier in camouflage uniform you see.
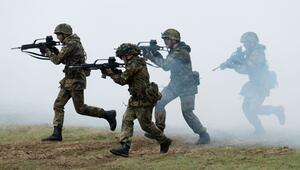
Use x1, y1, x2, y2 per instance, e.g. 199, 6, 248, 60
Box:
220, 32, 285, 134
42, 23, 117, 141
143, 29, 210, 144
105, 43, 172, 157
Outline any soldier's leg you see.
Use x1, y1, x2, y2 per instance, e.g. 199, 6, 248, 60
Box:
110, 107, 135, 157
71, 89, 117, 130
119, 107, 136, 144
154, 87, 178, 131
255, 97, 285, 125
42, 88, 70, 141
242, 96, 265, 133
71, 90, 104, 117
53, 88, 71, 127
137, 107, 172, 153
180, 95, 210, 144
138, 107, 168, 143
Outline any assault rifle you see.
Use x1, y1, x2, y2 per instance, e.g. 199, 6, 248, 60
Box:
11, 35, 60, 60
137, 40, 166, 57
68, 57, 125, 78
212, 47, 245, 71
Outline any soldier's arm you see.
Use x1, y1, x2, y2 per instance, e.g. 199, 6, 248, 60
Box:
160, 48, 190, 71
233, 64, 249, 74
144, 51, 167, 70
45, 41, 75, 65
247, 49, 266, 69
234, 49, 266, 74
110, 60, 140, 85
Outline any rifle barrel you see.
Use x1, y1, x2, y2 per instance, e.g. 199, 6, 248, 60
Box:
11, 47, 21, 50
212, 66, 220, 71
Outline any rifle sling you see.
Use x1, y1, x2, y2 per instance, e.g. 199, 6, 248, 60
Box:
146, 62, 160, 68
22, 51, 50, 60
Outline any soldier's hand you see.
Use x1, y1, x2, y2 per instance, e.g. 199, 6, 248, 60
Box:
39, 46, 46, 55
105, 68, 114, 76
220, 62, 227, 70
50, 46, 59, 55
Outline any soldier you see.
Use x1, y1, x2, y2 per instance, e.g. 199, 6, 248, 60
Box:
143, 29, 210, 144
105, 43, 172, 157
220, 32, 285, 134
42, 23, 117, 141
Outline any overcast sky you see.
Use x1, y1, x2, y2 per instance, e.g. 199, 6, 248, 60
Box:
0, 0, 299, 141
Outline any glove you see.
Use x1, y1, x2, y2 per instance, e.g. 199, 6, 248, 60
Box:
220, 62, 227, 70
39, 47, 46, 54
102, 68, 114, 76
50, 46, 59, 55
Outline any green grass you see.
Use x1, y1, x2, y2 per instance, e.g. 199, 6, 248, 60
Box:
0, 126, 299, 170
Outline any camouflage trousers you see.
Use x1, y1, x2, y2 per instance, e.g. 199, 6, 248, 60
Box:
242, 95, 284, 132
120, 106, 168, 144
53, 88, 105, 127
155, 86, 207, 134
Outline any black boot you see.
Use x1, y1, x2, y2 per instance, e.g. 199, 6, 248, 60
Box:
102, 110, 117, 131
110, 142, 130, 157
160, 138, 172, 153
42, 126, 62, 141
144, 127, 164, 139
197, 131, 210, 145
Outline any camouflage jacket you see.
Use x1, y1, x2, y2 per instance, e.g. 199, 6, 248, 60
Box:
145, 41, 198, 96
109, 56, 154, 107
46, 34, 87, 90
233, 44, 275, 82
233, 44, 277, 97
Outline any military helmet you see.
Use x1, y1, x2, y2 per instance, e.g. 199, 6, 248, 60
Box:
240, 32, 259, 43
161, 28, 181, 41
116, 43, 141, 58
54, 23, 73, 35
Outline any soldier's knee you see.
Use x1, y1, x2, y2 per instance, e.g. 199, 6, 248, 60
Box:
155, 101, 166, 113
140, 123, 152, 133
242, 103, 258, 115
182, 108, 194, 115
75, 104, 86, 114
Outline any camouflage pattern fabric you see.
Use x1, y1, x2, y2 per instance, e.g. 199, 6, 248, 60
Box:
45, 34, 105, 127
144, 41, 207, 135
146, 42, 198, 96
109, 55, 167, 144
53, 88, 105, 127
46, 34, 87, 90
233, 44, 277, 98
119, 107, 167, 144
110, 56, 155, 107
154, 85, 207, 134
231, 43, 284, 133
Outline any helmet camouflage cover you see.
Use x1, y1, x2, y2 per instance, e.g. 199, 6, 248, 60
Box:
161, 28, 181, 41
116, 43, 141, 58
240, 32, 259, 43
54, 23, 73, 35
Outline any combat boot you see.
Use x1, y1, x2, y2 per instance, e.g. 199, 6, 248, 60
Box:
102, 110, 117, 131
144, 127, 164, 139
197, 131, 210, 145
110, 142, 130, 157
160, 138, 172, 153
41, 126, 62, 142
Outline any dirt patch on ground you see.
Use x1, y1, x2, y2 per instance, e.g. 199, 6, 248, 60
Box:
0, 130, 297, 169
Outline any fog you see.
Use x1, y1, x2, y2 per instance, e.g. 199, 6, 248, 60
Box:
1, 0, 299, 146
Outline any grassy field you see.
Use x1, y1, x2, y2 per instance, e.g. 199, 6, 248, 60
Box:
0, 126, 299, 170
